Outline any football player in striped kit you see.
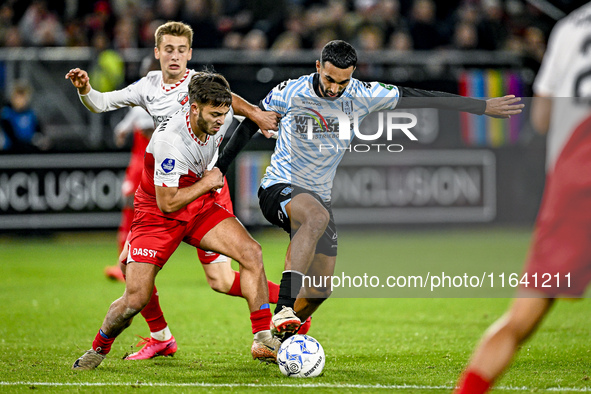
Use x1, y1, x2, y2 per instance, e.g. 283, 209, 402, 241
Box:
217, 40, 523, 341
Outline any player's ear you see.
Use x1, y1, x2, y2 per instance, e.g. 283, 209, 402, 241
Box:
191, 102, 200, 116
316, 60, 321, 73
187, 48, 193, 61
154, 46, 160, 60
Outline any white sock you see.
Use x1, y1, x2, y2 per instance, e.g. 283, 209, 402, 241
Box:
150, 325, 172, 341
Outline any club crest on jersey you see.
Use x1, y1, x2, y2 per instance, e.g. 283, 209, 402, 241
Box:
178, 92, 189, 106
161, 158, 175, 173
341, 100, 353, 115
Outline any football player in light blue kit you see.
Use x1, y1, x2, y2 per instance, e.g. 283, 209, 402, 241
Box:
217, 40, 524, 341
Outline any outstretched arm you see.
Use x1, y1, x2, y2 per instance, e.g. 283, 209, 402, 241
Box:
483, 95, 525, 118
65, 67, 143, 113
397, 87, 524, 118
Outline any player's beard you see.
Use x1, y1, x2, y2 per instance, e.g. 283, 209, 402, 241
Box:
197, 113, 220, 136
319, 83, 342, 99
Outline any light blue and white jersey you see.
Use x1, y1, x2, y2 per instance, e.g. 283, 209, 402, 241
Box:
260, 73, 400, 201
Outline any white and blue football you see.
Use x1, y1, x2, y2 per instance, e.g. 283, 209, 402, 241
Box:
277, 334, 325, 378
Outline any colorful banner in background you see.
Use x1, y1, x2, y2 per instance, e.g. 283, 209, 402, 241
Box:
459, 70, 525, 147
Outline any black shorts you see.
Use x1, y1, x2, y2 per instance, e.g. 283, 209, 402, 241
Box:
258, 183, 337, 256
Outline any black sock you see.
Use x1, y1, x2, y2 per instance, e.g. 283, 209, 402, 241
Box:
274, 271, 303, 314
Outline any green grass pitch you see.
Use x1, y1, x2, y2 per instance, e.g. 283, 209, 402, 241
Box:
0, 228, 589, 393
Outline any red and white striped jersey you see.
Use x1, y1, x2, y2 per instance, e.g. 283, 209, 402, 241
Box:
134, 106, 233, 222
79, 69, 196, 127
534, 2, 591, 171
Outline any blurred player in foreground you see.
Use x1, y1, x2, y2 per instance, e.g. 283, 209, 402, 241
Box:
455, 4, 591, 393
218, 40, 524, 344
66, 21, 280, 360
72, 72, 279, 370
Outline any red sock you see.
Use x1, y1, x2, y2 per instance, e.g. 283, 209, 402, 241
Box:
92, 330, 115, 355
140, 286, 168, 333
226, 271, 280, 304
455, 370, 491, 394
250, 308, 272, 334
268, 280, 279, 304
227, 271, 242, 297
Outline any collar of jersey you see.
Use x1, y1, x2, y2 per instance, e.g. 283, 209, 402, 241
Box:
186, 111, 209, 146
161, 69, 191, 93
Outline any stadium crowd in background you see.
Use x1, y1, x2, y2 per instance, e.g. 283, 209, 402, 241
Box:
0, 0, 556, 59
1, 0, 580, 152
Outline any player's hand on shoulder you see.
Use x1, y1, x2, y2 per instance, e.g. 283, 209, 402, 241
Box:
252, 108, 281, 135
485, 95, 525, 118
202, 168, 224, 191
65, 68, 91, 95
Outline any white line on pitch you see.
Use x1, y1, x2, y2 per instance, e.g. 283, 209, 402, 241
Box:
1, 382, 591, 391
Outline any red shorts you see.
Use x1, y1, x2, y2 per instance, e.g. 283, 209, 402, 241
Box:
523, 116, 591, 297
197, 179, 234, 265
128, 202, 234, 268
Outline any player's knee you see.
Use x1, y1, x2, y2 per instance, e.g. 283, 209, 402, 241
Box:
242, 241, 264, 268
302, 210, 330, 236
207, 275, 231, 293
124, 291, 151, 314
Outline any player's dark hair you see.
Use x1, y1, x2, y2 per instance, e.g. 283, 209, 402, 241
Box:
189, 71, 232, 108
321, 40, 357, 69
